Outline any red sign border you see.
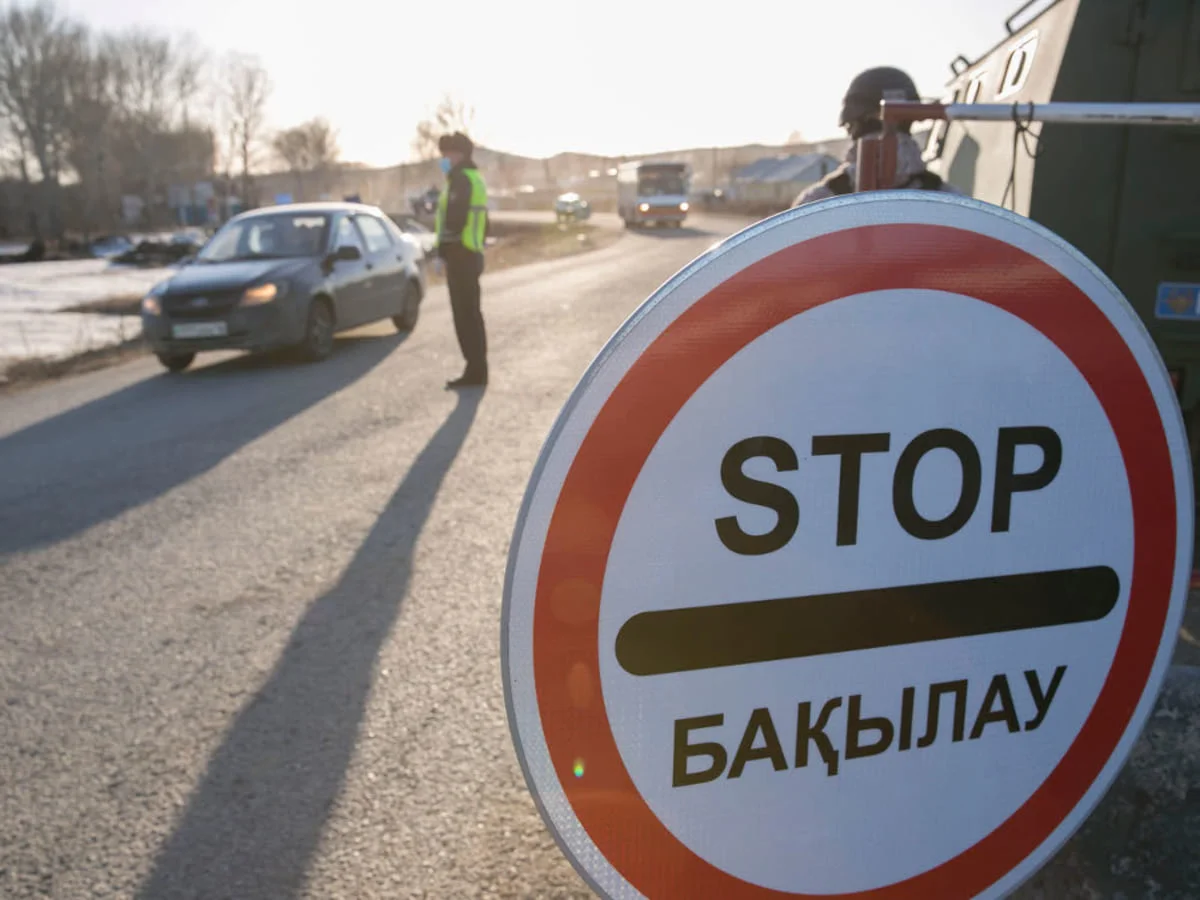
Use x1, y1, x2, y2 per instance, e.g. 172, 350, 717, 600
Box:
530, 222, 1178, 898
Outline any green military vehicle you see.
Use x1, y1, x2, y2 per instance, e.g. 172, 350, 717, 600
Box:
923, 0, 1200, 485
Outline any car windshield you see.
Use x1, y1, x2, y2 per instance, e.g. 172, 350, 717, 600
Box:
196, 213, 330, 262
638, 171, 686, 196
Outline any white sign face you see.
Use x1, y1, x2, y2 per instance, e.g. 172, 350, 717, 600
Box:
603, 288, 1128, 894
503, 193, 1193, 900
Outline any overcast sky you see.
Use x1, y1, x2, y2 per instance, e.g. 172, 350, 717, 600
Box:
61, 0, 1023, 165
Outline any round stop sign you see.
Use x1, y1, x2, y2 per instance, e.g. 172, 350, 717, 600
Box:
502, 193, 1193, 899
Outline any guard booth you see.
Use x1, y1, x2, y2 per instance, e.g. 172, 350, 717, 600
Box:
851, 0, 1200, 492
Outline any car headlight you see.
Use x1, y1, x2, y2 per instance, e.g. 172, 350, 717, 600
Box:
241, 282, 286, 306
639, 203, 650, 212
142, 279, 169, 315
679, 201, 690, 212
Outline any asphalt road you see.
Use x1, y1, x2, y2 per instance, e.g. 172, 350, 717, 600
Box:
2, 210, 1198, 899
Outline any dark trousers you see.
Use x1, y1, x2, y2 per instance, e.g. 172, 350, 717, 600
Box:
443, 243, 487, 376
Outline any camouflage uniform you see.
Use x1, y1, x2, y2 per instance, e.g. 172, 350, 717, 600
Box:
792, 132, 961, 207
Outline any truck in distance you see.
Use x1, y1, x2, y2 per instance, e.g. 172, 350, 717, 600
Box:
617, 161, 690, 229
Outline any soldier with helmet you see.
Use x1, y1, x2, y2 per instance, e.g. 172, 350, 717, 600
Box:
793, 67, 960, 207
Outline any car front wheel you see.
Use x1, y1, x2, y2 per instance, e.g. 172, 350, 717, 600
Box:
392, 281, 420, 332
156, 351, 195, 373
301, 298, 335, 361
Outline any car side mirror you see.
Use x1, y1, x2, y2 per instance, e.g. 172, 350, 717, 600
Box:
334, 245, 362, 262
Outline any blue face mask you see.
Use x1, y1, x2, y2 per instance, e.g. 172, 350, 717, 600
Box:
439, 158, 452, 174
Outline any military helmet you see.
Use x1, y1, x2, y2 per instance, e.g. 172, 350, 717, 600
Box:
839, 66, 920, 137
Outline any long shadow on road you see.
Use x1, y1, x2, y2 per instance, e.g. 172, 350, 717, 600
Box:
0, 335, 401, 556
136, 390, 481, 900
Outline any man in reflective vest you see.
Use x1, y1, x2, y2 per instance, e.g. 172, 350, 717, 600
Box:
435, 131, 489, 388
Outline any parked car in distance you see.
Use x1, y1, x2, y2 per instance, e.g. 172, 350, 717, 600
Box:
554, 192, 591, 224
140, 202, 426, 373
171, 227, 209, 246
89, 235, 135, 259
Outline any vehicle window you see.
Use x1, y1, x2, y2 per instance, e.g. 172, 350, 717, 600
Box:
382, 218, 404, 243
965, 73, 986, 103
197, 213, 329, 262
638, 171, 686, 196
201, 226, 241, 262
335, 216, 367, 254
355, 215, 393, 254
997, 33, 1039, 99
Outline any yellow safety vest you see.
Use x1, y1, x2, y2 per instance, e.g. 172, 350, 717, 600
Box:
435, 167, 488, 253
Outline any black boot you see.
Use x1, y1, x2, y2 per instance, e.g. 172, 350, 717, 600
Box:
446, 368, 487, 388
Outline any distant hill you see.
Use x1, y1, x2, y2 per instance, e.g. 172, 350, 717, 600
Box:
256, 135, 855, 213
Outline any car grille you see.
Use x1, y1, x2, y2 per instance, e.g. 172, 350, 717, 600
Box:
164, 290, 242, 319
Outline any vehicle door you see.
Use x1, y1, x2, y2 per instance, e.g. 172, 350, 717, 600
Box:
328, 214, 374, 329
353, 213, 405, 322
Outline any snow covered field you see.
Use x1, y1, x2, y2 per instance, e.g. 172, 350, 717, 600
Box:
0, 259, 175, 364
0, 309, 143, 361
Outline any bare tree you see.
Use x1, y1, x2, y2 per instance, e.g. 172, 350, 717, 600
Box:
273, 116, 340, 200
302, 117, 339, 171
224, 52, 271, 206
172, 33, 206, 129
0, 116, 35, 235
64, 34, 122, 235
100, 29, 178, 223
411, 92, 475, 161
301, 116, 338, 201
0, 0, 89, 237
107, 32, 172, 187
199, 73, 238, 220
271, 125, 308, 199
272, 118, 338, 171
0, 9, 228, 236
169, 42, 215, 223
107, 32, 209, 157
0, 118, 21, 176
271, 128, 308, 172
203, 77, 231, 166
271, 117, 339, 200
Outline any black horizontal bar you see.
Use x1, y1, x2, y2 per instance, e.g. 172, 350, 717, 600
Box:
614, 566, 1119, 677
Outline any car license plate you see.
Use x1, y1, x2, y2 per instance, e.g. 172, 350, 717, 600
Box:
172, 321, 228, 339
